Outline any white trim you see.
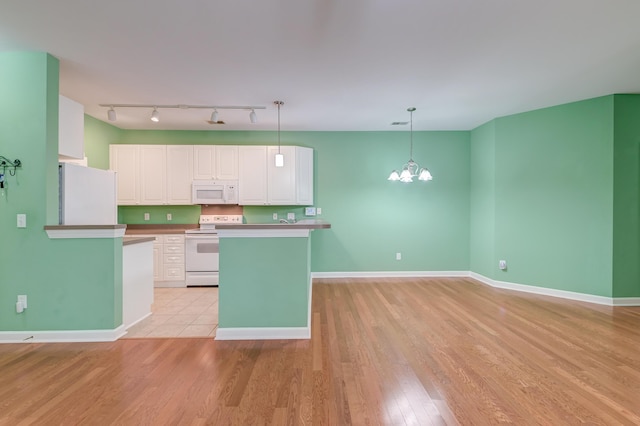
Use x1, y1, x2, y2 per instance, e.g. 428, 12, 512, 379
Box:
311, 270, 469, 279
215, 326, 310, 340
469, 272, 640, 306
216, 229, 310, 238
46, 228, 126, 239
310, 270, 640, 306
611, 297, 640, 306
0, 325, 127, 343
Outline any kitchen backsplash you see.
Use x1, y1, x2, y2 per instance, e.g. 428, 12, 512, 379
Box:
118, 204, 309, 225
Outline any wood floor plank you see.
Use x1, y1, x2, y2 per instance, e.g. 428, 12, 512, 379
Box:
1, 277, 639, 425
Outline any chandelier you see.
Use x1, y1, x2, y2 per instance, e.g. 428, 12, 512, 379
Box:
388, 107, 433, 183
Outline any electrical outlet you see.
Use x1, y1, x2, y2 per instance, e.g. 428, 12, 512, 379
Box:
18, 295, 27, 309
317, 207, 322, 215
287, 212, 295, 220
273, 213, 278, 220
396, 252, 402, 261
166, 213, 172, 221
144, 213, 150, 221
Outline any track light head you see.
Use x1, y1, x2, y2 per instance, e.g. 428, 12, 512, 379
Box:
249, 109, 257, 124
210, 109, 219, 123
151, 107, 160, 122
107, 107, 116, 122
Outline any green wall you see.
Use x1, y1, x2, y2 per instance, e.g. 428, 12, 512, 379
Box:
90, 128, 471, 273
0, 52, 122, 332
469, 95, 640, 298
612, 95, 640, 297
219, 236, 310, 328
469, 121, 496, 277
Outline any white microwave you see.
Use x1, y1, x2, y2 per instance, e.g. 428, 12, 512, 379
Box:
192, 180, 238, 205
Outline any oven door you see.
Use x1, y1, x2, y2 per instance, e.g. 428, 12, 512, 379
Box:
185, 234, 219, 272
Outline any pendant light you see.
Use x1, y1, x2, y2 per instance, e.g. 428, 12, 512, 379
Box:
274, 101, 284, 167
388, 107, 433, 183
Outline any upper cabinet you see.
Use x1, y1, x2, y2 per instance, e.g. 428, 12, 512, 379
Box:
193, 145, 238, 180
110, 144, 313, 206
239, 145, 313, 206
110, 145, 169, 205
166, 145, 193, 204
58, 95, 85, 159
109, 144, 139, 205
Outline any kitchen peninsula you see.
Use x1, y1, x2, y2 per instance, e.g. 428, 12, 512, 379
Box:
214, 220, 330, 340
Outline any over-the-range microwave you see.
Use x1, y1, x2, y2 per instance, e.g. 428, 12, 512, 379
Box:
192, 180, 238, 204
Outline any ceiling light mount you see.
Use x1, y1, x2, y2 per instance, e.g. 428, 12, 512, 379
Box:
388, 107, 433, 183
99, 104, 267, 124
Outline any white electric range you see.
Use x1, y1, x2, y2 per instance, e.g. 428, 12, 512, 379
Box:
184, 215, 243, 286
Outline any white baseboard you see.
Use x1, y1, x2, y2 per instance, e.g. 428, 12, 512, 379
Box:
311, 270, 469, 279
215, 326, 310, 340
469, 272, 640, 306
311, 270, 640, 307
0, 325, 127, 344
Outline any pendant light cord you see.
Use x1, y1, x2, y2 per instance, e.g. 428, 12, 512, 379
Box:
278, 102, 281, 154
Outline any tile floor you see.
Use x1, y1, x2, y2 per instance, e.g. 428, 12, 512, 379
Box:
124, 287, 218, 338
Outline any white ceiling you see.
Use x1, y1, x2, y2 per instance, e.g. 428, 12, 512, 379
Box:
2, 0, 640, 131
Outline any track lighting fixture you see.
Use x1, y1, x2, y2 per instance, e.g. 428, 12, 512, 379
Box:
99, 104, 265, 125
274, 101, 284, 167
388, 107, 433, 183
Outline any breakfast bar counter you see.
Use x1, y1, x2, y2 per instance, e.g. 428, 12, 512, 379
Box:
213, 220, 331, 340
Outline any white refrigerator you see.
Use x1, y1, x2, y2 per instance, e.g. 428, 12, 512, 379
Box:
59, 162, 117, 225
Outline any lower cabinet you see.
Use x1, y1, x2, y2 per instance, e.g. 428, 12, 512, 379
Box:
135, 234, 185, 287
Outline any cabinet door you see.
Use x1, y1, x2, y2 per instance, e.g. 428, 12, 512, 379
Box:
167, 145, 194, 204
295, 147, 314, 205
139, 145, 167, 205
109, 145, 139, 205
267, 146, 296, 205
216, 145, 239, 180
238, 146, 268, 205
59, 95, 85, 159
193, 146, 215, 180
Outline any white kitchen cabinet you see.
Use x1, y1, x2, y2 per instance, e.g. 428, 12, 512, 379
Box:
239, 145, 314, 205
267, 146, 297, 204
162, 234, 185, 284
295, 146, 314, 205
109, 144, 139, 205
58, 95, 85, 159
166, 145, 194, 204
193, 145, 238, 180
110, 145, 168, 205
135, 234, 185, 287
139, 145, 167, 205
238, 146, 268, 204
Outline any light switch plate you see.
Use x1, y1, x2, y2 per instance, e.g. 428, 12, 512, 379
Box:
17, 214, 26, 228
304, 207, 316, 216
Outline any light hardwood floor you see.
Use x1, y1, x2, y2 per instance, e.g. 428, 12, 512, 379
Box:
1, 277, 639, 425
